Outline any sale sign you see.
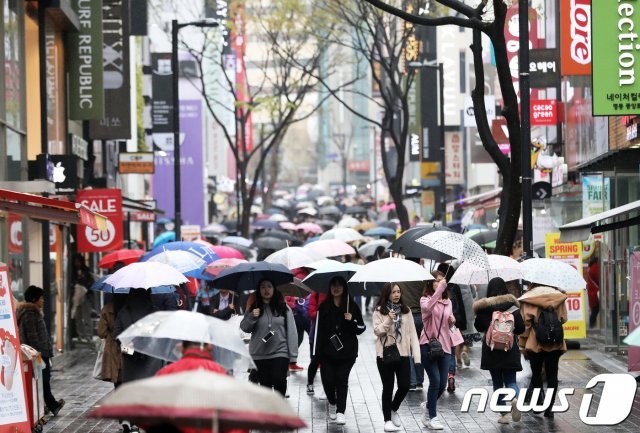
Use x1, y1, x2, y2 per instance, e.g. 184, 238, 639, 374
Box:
76, 189, 123, 252
531, 100, 559, 126
545, 233, 587, 339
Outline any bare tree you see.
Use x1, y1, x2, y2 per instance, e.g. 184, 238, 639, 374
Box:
359, 0, 523, 255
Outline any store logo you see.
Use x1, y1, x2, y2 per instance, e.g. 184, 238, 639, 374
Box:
52, 162, 66, 183
569, 0, 591, 65
461, 374, 636, 425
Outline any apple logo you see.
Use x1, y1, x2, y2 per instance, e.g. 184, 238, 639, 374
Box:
52, 162, 66, 183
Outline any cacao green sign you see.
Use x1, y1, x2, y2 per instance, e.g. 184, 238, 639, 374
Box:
592, 0, 640, 115
67, 0, 104, 120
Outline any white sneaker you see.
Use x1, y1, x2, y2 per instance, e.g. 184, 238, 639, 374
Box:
498, 414, 510, 424
384, 420, 400, 431
424, 416, 444, 430
336, 412, 346, 425
390, 411, 401, 427
420, 402, 429, 426
461, 351, 470, 366
328, 404, 337, 421
511, 399, 521, 422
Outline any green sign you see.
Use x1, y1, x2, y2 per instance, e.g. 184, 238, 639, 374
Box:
592, 0, 640, 115
67, 0, 104, 120
407, 71, 422, 162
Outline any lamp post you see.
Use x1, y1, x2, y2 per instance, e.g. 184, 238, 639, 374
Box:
408, 61, 446, 225
172, 18, 218, 240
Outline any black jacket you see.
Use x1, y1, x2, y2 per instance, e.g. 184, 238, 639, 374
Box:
16, 302, 53, 358
449, 283, 467, 332
203, 293, 241, 320
315, 299, 366, 361
473, 294, 525, 371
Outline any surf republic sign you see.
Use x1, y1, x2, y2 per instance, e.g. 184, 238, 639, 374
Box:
592, 0, 640, 115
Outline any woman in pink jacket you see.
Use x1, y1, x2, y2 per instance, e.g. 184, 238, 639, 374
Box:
419, 279, 454, 430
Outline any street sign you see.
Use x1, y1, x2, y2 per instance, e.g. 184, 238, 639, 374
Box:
532, 181, 552, 200
118, 152, 155, 174
76, 189, 123, 252
181, 225, 201, 241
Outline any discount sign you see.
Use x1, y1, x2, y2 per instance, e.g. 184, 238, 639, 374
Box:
76, 188, 123, 252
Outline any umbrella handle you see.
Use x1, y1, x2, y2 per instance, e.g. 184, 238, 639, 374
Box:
312, 314, 319, 357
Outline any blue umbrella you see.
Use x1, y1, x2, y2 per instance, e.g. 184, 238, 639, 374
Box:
466, 223, 488, 231
142, 242, 219, 265
252, 220, 281, 230
304, 236, 321, 245
210, 262, 293, 292
153, 231, 176, 248
157, 217, 173, 225
90, 275, 177, 294
364, 227, 396, 237
222, 236, 255, 248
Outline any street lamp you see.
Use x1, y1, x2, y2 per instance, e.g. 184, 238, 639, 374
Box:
408, 60, 446, 225
172, 18, 219, 240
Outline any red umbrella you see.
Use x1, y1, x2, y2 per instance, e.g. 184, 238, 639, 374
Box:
210, 246, 244, 259
205, 258, 248, 277
98, 249, 144, 269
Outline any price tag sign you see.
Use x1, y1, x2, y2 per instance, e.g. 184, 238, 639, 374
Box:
76, 189, 124, 252
565, 292, 583, 322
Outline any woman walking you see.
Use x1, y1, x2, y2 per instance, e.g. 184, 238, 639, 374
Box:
97, 293, 126, 387
518, 284, 568, 418
473, 278, 525, 424
373, 283, 421, 432
419, 279, 453, 430
315, 276, 366, 425
240, 279, 298, 396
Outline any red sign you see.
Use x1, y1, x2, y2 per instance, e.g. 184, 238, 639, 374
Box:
630, 252, 640, 372
348, 160, 370, 172
504, 6, 540, 94
130, 211, 156, 222
8, 214, 57, 253
76, 189, 123, 253
531, 100, 559, 125
560, 0, 591, 76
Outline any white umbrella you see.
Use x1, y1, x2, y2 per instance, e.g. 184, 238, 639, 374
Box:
297, 207, 318, 216
104, 262, 188, 290
268, 213, 288, 222
305, 239, 356, 257
147, 250, 206, 275
358, 239, 391, 258
305, 259, 341, 269
450, 254, 524, 285
416, 231, 489, 269
320, 227, 364, 243
520, 258, 586, 292
117, 310, 253, 371
348, 257, 434, 284
264, 247, 324, 270
337, 217, 360, 228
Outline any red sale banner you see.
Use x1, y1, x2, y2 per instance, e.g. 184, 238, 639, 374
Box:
76, 189, 123, 253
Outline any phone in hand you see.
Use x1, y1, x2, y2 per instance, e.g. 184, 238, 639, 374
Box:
329, 334, 344, 351
262, 331, 275, 343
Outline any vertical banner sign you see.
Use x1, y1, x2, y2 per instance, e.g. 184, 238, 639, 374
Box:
76, 189, 123, 252
67, 0, 104, 120
582, 176, 610, 218
0, 265, 31, 433
592, 0, 640, 115
545, 233, 587, 339
560, 0, 591, 76
444, 131, 464, 184
407, 72, 421, 162
629, 251, 640, 372
88, 0, 131, 139
151, 53, 174, 151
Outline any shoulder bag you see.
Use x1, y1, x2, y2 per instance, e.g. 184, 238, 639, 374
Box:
427, 308, 446, 360
382, 335, 401, 363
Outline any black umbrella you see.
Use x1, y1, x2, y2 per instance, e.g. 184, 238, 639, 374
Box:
389, 225, 455, 261
470, 229, 498, 246
211, 262, 293, 292
318, 206, 341, 215
255, 237, 288, 250
345, 206, 367, 215
377, 221, 398, 230
258, 230, 300, 245
316, 219, 337, 228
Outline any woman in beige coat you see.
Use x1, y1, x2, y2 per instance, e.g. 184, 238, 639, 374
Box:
97, 294, 126, 386
518, 285, 567, 418
373, 283, 421, 432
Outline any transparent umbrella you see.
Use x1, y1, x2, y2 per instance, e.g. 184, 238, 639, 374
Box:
450, 254, 524, 285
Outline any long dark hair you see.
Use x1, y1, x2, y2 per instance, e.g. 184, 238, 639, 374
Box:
376, 283, 410, 314
325, 276, 356, 313
253, 279, 287, 316
487, 277, 508, 298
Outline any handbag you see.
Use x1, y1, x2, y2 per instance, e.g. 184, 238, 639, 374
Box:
427, 309, 446, 360
382, 335, 401, 364
450, 325, 464, 346
92, 339, 105, 381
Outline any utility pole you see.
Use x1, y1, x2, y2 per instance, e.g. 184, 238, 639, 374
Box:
519, 0, 533, 258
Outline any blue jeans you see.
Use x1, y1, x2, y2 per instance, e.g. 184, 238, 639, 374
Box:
489, 369, 519, 409
421, 344, 452, 418
410, 313, 424, 386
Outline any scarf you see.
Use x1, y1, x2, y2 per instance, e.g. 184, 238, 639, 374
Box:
386, 302, 403, 340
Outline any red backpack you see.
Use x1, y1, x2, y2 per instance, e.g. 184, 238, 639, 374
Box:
485, 306, 518, 351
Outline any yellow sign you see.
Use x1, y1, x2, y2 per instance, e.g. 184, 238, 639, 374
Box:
545, 233, 586, 339
421, 162, 440, 179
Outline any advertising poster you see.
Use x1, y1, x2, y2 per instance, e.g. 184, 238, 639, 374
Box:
582, 176, 610, 218
76, 189, 123, 253
545, 233, 587, 339
0, 264, 30, 433
629, 251, 640, 372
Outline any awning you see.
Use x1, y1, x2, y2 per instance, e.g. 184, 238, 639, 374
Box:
455, 188, 502, 208
0, 189, 107, 230
559, 199, 640, 242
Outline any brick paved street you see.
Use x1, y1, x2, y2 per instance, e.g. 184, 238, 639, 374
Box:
43, 315, 640, 433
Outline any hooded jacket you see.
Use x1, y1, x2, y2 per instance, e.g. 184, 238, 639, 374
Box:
518, 286, 568, 353
473, 294, 524, 371
155, 347, 226, 376
16, 302, 53, 358
419, 280, 455, 354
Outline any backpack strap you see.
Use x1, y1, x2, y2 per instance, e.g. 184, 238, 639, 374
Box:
506, 305, 518, 314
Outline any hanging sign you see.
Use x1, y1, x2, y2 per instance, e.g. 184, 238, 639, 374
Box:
531, 100, 560, 126
76, 189, 123, 252
118, 152, 155, 174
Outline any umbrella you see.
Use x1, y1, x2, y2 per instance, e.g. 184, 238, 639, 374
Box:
103, 262, 187, 292
364, 227, 396, 237
316, 196, 334, 206
277, 278, 313, 298
209, 245, 244, 259
279, 221, 297, 231
345, 206, 367, 215
222, 220, 238, 232
148, 250, 207, 278
201, 223, 228, 235
623, 327, 640, 347
304, 236, 321, 245
450, 254, 524, 285
153, 231, 176, 248
447, 220, 463, 233
389, 226, 454, 261
295, 201, 316, 210
142, 242, 219, 265
98, 249, 144, 269
252, 220, 281, 230
468, 229, 498, 246
268, 214, 288, 222
205, 258, 248, 277
117, 310, 253, 371
377, 220, 399, 230
222, 236, 254, 248
296, 222, 323, 234
90, 275, 110, 292
318, 205, 341, 215
337, 217, 360, 228
358, 239, 391, 258
89, 370, 305, 431
298, 207, 318, 216
520, 258, 586, 292
348, 257, 434, 296
305, 239, 356, 258
211, 262, 294, 292
320, 228, 364, 243
305, 259, 341, 270
264, 247, 324, 270
316, 219, 336, 228
354, 221, 378, 232
416, 231, 489, 269
467, 223, 489, 230
380, 203, 396, 212
258, 230, 299, 243
255, 237, 288, 250
274, 198, 292, 209
157, 217, 173, 225
303, 262, 362, 293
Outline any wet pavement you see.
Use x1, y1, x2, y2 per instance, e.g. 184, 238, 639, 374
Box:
43, 314, 640, 433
